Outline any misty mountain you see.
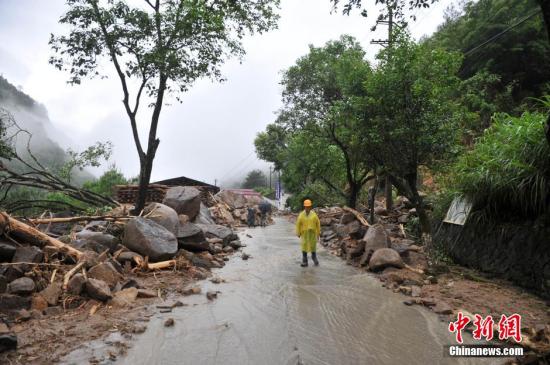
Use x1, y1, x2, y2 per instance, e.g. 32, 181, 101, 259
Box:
0, 75, 93, 184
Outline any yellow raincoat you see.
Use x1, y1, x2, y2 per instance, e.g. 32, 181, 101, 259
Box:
295, 210, 320, 253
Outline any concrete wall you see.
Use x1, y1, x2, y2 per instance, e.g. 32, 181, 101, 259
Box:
434, 217, 550, 299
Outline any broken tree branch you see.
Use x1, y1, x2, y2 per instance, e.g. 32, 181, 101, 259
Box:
27, 215, 131, 225
0, 212, 83, 260
342, 206, 370, 227
63, 261, 85, 290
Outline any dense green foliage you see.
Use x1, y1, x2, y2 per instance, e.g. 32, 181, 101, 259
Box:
242, 169, 267, 189
429, 0, 550, 108
451, 109, 550, 220
83, 165, 128, 197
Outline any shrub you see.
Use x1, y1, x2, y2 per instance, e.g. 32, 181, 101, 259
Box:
451, 110, 550, 219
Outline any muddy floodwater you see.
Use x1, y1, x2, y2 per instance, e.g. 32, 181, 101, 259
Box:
116, 217, 495, 365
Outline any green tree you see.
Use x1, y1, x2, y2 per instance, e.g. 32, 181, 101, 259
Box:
242, 169, 267, 189
83, 164, 128, 197
272, 36, 374, 208
50, 0, 279, 213
60, 141, 113, 183
364, 32, 462, 234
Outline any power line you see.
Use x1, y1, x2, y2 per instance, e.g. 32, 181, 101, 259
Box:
463, 8, 542, 57
218, 151, 255, 182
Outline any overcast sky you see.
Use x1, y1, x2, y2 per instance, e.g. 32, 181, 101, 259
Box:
0, 0, 453, 187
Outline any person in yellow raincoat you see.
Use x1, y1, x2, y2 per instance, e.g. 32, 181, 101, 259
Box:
295, 199, 320, 267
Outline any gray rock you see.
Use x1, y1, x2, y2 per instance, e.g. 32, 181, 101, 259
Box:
197, 224, 238, 244
39, 283, 62, 306
0, 333, 17, 353
0, 294, 31, 311
374, 206, 388, 216
76, 230, 118, 253
85, 278, 112, 301
123, 217, 178, 262
116, 251, 143, 263
176, 222, 209, 252
229, 240, 243, 249
12, 246, 43, 264
194, 203, 215, 225
433, 301, 453, 315
223, 246, 234, 253
359, 224, 391, 266
178, 250, 216, 269
88, 262, 123, 289
0, 265, 24, 283
162, 186, 202, 220
142, 202, 179, 234
0, 242, 16, 262
110, 287, 138, 308
8, 277, 35, 295
67, 274, 86, 295
176, 223, 206, 242
0, 275, 6, 294
368, 248, 404, 272
340, 212, 356, 225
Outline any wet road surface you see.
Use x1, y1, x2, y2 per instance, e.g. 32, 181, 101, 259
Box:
119, 217, 495, 365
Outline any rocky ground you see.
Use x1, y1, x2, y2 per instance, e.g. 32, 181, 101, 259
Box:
315, 200, 550, 364
0, 186, 269, 364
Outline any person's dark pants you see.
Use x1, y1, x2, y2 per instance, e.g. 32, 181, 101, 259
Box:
301, 251, 319, 266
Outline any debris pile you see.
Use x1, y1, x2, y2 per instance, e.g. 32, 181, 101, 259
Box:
0, 185, 252, 354
208, 189, 275, 227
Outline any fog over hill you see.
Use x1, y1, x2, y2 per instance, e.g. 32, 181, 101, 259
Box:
0, 75, 94, 184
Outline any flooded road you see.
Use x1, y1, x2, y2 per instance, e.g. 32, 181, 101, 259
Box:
121, 217, 494, 365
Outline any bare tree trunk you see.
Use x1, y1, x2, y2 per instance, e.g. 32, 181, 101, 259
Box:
347, 182, 360, 209
133, 76, 166, 214
385, 175, 393, 211
369, 177, 379, 224
404, 172, 431, 235
538, 0, 550, 43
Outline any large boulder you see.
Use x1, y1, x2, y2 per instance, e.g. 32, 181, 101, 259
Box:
176, 223, 209, 252
142, 203, 179, 234
368, 248, 404, 271
194, 203, 215, 225
75, 230, 119, 253
12, 246, 43, 264
359, 224, 391, 266
162, 186, 202, 220
123, 218, 178, 262
8, 277, 35, 295
196, 224, 238, 244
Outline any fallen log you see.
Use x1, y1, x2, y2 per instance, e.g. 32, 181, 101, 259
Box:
342, 207, 370, 227
27, 215, 131, 225
0, 212, 83, 260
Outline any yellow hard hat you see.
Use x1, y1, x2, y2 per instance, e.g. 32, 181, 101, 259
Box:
303, 199, 312, 207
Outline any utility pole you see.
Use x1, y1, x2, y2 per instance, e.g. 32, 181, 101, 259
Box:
371, 2, 394, 211
269, 166, 272, 190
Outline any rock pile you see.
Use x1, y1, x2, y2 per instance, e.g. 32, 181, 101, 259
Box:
208, 190, 275, 227
0, 186, 252, 354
